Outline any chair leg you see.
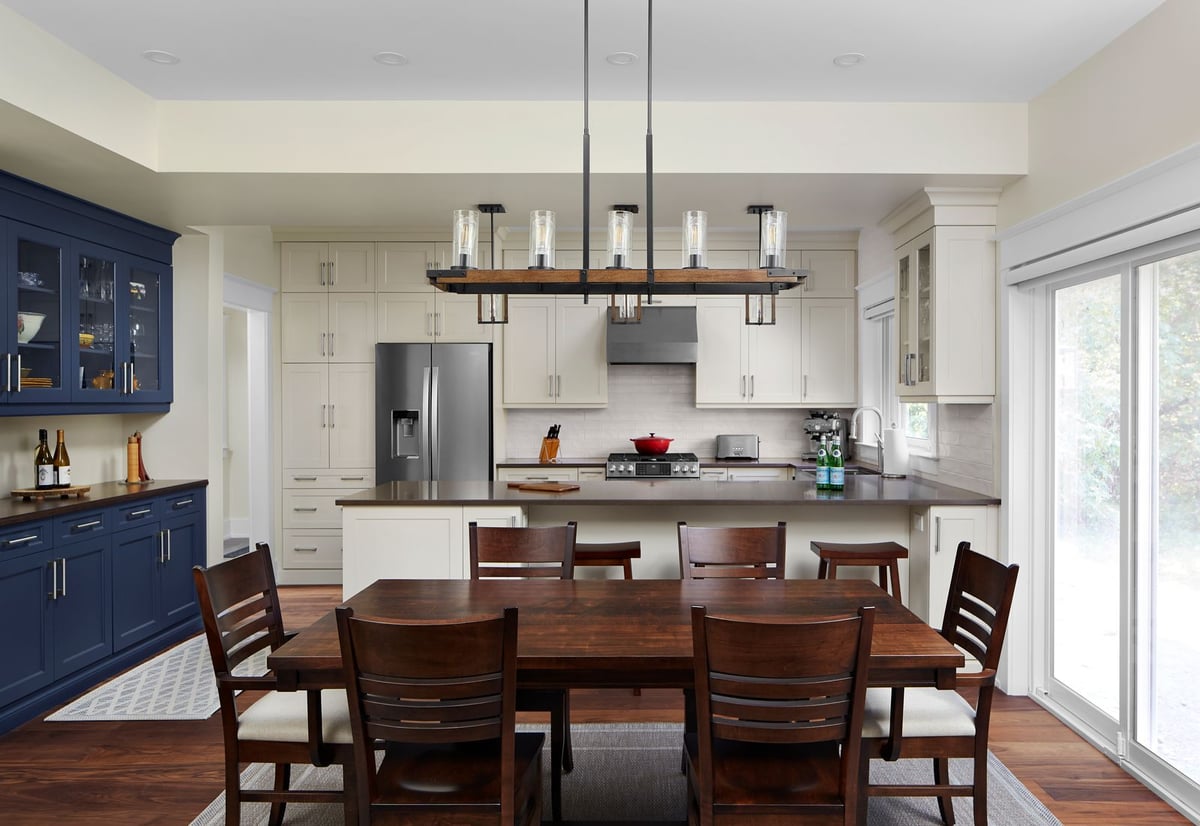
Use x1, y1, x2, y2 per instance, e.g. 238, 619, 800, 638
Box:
933, 757, 955, 826
549, 702, 564, 822
561, 692, 574, 774
268, 762, 291, 826
973, 749, 988, 826
341, 753, 360, 826
681, 688, 697, 773
225, 758, 241, 826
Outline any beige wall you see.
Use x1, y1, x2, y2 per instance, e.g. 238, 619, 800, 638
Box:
999, 0, 1200, 229
222, 308, 250, 532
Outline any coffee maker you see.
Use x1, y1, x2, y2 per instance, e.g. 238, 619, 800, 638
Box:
801, 412, 851, 460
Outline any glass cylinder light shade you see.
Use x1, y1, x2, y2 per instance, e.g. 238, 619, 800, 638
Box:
529, 210, 556, 269
760, 209, 788, 269
682, 210, 708, 268
451, 209, 479, 269
606, 210, 634, 268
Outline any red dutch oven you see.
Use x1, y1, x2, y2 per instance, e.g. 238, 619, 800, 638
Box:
630, 433, 673, 455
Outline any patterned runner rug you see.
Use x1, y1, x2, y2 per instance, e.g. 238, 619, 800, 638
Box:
189, 723, 1061, 825
46, 634, 267, 722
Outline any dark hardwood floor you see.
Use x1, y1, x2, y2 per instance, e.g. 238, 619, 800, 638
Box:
0, 585, 1188, 824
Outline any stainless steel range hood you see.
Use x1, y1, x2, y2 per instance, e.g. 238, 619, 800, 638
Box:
606, 306, 698, 364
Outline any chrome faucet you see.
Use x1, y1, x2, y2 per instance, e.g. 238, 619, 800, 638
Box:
851, 407, 885, 473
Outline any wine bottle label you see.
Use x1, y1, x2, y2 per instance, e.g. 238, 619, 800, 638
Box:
37, 464, 54, 487
815, 465, 830, 486
830, 467, 845, 487
56, 466, 71, 486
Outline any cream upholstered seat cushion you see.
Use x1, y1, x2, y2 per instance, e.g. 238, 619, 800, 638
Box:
237, 689, 353, 744
861, 686, 977, 739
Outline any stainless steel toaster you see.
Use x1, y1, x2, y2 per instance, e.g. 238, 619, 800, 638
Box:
715, 434, 760, 460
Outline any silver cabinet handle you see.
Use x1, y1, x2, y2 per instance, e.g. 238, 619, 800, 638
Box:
158, 530, 165, 563
329, 260, 336, 285
525, 475, 550, 481
548, 375, 554, 398
934, 516, 941, 553
426, 312, 433, 337
48, 559, 58, 600
556, 375, 561, 398
13, 354, 21, 392
434, 313, 442, 337
329, 404, 335, 428
740, 375, 746, 398
71, 519, 102, 532
321, 332, 327, 357
321, 404, 327, 428
319, 260, 327, 286
293, 475, 318, 481
293, 506, 319, 512
803, 375, 808, 399
750, 375, 755, 399
60, 557, 67, 596
294, 546, 318, 553
329, 331, 335, 358
166, 529, 172, 562
172, 498, 193, 509
128, 508, 152, 519
4, 353, 10, 392
340, 475, 364, 481
6, 534, 40, 546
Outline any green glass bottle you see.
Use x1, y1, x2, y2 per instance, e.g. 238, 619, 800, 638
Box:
815, 435, 830, 491
829, 435, 845, 492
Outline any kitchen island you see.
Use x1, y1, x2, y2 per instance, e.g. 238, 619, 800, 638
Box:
338, 476, 998, 623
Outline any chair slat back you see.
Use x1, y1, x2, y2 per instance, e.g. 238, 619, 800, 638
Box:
678, 522, 786, 580
939, 542, 1020, 673
337, 606, 519, 746
192, 544, 287, 677
692, 606, 874, 747
469, 522, 577, 580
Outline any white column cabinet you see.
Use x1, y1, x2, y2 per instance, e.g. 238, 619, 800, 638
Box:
800, 298, 856, 406
282, 293, 376, 363
502, 297, 607, 407
281, 363, 375, 469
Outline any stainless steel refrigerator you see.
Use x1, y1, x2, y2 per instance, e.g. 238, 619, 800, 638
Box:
376, 343, 493, 482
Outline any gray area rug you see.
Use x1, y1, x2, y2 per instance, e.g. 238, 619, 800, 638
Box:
46, 634, 268, 722
190, 723, 1060, 825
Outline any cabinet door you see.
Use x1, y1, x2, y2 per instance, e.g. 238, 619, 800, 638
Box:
51, 537, 112, 679
281, 293, 329, 362
799, 250, 856, 298
0, 550, 52, 706
160, 510, 201, 626
281, 242, 327, 292
329, 293, 376, 363
111, 523, 162, 651
801, 298, 856, 406
282, 363, 331, 468
436, 294, 494, 343
377, 242, 438, 292
696, 298, 749, 406
328, 243, 375, 292
555, 298, 607, 405
8, 222, 71, 403
124, 256, 172, 402
747, 299, 805, 405
329, 363, 375, 468
896, 229, 934, 398
378, 293, 436, 343
502, 298, 556, 406
343, 508, 463, 598
909, 505, 996, 625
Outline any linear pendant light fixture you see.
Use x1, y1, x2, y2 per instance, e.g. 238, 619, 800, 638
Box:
428, 0, 807, 301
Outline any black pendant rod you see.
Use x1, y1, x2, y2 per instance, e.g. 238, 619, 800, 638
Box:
582, 0, 590, 285
645, 0, 654, 299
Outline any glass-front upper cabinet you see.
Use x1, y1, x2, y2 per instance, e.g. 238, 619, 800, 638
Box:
4, 220, 70, 403
75, 247, 118, 399
125, 257, 170, 402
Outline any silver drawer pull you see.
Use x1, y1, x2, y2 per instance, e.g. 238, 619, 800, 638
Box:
6, 534, 40, 546
292, 476, 318, 481
71, 520, 102, 532
128, 508, 153, 518
294, 546, 319, 553
340, 476, 365, 481
293, 507, 319, 512
172, 498, 193, 509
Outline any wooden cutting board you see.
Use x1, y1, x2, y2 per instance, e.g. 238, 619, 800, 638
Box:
506, 481, 581, 493
11, 485, 92, 501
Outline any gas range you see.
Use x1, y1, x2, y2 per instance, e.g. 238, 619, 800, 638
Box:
606, 452, 701, 480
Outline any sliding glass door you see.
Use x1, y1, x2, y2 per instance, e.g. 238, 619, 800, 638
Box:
1046, 241, 1200, 805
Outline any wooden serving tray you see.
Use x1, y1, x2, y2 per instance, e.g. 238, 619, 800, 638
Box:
12, 485, 92, 501
506, 482, 581, 493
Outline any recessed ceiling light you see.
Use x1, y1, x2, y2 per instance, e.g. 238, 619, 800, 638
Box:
373, 51, 409, 66
605, 51, 638, 66
832, 52, 865, 68
141, 50, 180, 65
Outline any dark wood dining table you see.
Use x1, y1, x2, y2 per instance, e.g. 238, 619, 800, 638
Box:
268, 578, 963, 692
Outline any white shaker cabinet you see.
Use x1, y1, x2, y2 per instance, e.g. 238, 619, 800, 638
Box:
797, 249, 856, 298
695, 297, 805, 407
502, 297, 607, 407
281, 293, 376, 363
281, 242, 376, 292
376, 242, 493, 343
800, 298, 856, 407
907, 504, 998, 625
280, 362, 375, 469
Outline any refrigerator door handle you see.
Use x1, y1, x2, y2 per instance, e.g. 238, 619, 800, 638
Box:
419, 366, 432, 478
430, 366, 440, 480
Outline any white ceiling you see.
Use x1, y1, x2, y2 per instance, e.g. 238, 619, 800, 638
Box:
0, 0, 1167, 234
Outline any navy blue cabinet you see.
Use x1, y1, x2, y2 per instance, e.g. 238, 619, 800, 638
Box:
0, 171, 178, 415
0, 482, 206, 734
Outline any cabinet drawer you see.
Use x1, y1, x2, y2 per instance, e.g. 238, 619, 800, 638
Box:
495, 468, 579, 483
284, 470, 374, 489
577, 467, 606, 481
0, 521, 51, 558
162, 490, 202, 516
282, 490, 343, 529
280, 531, 343, 570
699, 468, 728, 481
53, 509, 109, 545
114, 498, 162, 526
727, 467, 792, 481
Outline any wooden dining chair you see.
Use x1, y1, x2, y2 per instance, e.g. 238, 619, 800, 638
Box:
193, 542, 357, 826
677, 521, 787, 579
858, 542, 1020, 826
468, 521, 577, 822
336, 604, 543, 825
687, 604, 876, 825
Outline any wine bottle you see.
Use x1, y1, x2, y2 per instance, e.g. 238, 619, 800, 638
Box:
815, 435, 830, 491
34, 429, 54, 490
829, 435, 845, 492
52, 429, 71, 488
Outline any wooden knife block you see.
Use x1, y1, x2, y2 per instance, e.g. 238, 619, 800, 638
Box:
538, 437, 560, 464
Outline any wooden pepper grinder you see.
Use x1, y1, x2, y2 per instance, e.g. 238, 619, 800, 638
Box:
135, 431, 150, 481
126, 435, 140, 484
